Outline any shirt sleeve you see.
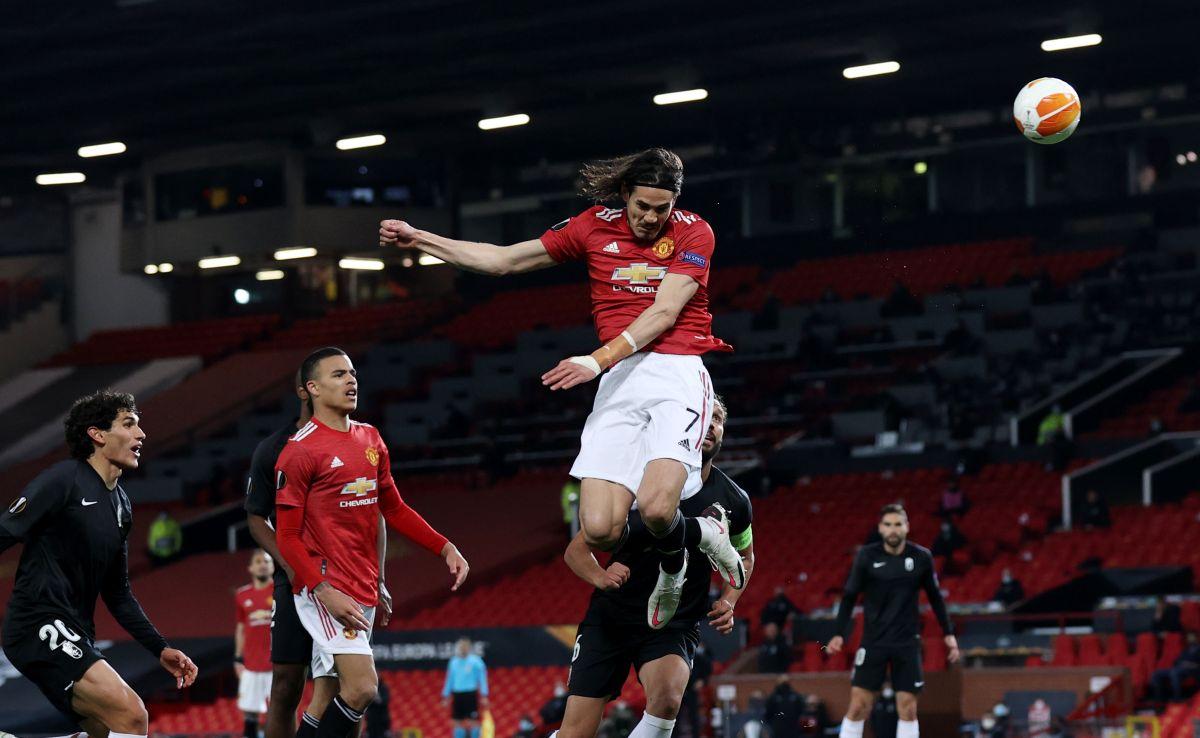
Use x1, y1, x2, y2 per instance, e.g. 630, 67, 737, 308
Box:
477, 656, 489, 696
376, 442, 449, 555
667, 219, 715, 287
244, 435, 281, 517
274, 443, 316, 510
101, 541, 170, 657
834, 549, 866, 638
921, 552, 954, 635
0, 465, 73, 550
538, 209, 591, 263
728, 485, 754, 552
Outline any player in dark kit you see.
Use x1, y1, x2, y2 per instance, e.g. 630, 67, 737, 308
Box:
381, 148, 745, 632
825, 504, 959, 738
557, 396, 754, 738
0, 390, 197, 737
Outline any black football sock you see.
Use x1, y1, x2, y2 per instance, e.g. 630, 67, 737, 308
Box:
296, 711, 320, 738
652, 511, 688, 574
315, 696, 362, 738
244, 716, 259, 738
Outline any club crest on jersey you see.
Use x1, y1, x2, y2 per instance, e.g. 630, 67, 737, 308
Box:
8, 496, 27, 515
344, 627, 359, 640
905, 557, 914, 571
611, 262, 667, 286
365, 447, 379, 467
652, 237, 675, 259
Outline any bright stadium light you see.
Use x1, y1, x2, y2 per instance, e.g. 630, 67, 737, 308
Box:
339, 257, 385, 271
158, 262, 174, 273
234, 288, 251, 305
1041, 34, 1102, 52
418, 254, 445, 266
77, 142, 127, 158
653, 88, 708, 106
198, 255, 241, 269
336, 134, 386, 150
143, 264, 159, 275
274, 247, 318, 260
256, 269, 285, 281
36, 172, 86, 185
913, 161, 928, 175
478, 113, 530, 130
842, 61, 900, 79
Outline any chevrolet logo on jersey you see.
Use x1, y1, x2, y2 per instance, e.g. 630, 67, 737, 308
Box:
611, 263, 667, 285
339, 477, 378, 508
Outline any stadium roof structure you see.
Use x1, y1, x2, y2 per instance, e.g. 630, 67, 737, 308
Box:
0, 0, 1197, 177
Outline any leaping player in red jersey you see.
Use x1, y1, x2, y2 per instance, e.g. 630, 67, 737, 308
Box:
274, 346, 470, 738
379, 148, 745, 631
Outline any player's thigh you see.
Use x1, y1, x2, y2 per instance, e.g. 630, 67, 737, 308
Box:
269, 661, 308, 708
558, 695, 609, 738
849, 645, 889, 693
567, 626, 633, 702
636, 652, 692, 715
71, 660, 146, 728
579, 477, 634, 545
890, 643, 925, 695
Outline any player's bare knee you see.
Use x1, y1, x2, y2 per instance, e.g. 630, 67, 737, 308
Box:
341, 677, 378, 711
582, 521, 622, 550
111, 690, 148, 733
896, 693, 918, 720
639, 500, 675, 533
646, 693, 683, 720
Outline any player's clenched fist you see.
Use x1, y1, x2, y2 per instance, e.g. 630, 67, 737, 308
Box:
379, 219, 417, 247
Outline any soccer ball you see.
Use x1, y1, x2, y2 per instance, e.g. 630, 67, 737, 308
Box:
1013, 77, 1081, 144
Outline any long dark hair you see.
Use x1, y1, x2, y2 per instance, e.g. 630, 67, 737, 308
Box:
577, 148, 683, 203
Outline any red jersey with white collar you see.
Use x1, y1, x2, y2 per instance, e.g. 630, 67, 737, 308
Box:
234, 583, 273, 672
539, 206, 732, 355
274, 417, 447, 605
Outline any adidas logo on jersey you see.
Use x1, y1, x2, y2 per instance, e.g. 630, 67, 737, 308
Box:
603, 241, 620, 254
678, 439, 691, 450
330, 456, 344, 469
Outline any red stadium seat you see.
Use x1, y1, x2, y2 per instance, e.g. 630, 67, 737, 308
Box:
1051, 634, 1077, 667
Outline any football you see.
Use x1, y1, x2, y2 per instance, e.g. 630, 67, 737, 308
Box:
1013, 77, 1082, 144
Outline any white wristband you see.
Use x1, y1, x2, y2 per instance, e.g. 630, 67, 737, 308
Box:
568, 355, 602, 377
621, 330, 639, 352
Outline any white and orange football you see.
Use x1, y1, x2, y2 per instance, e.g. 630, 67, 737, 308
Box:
1013, 77, 1081, 144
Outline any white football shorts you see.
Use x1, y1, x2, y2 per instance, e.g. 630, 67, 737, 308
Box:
294, 588, 375, 679
237, 669, 272, 714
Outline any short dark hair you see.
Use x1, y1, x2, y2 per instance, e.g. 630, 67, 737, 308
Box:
880, 503, 908, 521
299, 347, 348, 410
64, 390, 138, 460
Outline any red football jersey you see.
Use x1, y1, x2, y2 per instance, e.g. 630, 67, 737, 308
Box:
275, 418, 433, 605
539, 205, 732, 355
235, 583, 273, 672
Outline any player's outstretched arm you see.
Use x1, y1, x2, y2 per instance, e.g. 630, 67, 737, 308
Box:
564, 531, 630, 591
380, 219, 556, 276
541, 272, 699, 391
101, 541, 173, 657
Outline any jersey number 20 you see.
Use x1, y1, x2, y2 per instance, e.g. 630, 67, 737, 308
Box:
39, 620, 84, 660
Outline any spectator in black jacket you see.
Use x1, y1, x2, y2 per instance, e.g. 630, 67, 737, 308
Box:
991, 569, 1025, 608
758, 622, 792, 673
1079, 490, 1111, 529
764, 676, 803, 738
760, 586, 801, 629
1151, 632, 1200, 702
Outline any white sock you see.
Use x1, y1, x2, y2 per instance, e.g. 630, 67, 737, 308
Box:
839, 718, 864, 738
897, 719, 919, 738
110, 733, 148, 738
629, 713, 676, 738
